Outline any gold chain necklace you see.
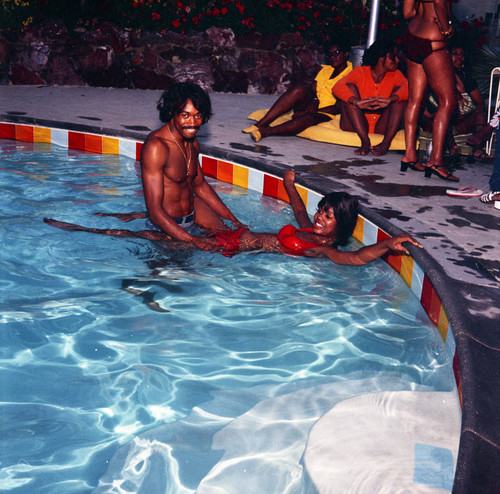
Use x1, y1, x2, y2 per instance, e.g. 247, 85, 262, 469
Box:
168, 126, 191, 177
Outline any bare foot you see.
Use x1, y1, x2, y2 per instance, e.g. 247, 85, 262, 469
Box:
355, 143, 371, 156
466, 124, 493, 147
370, 142, 389, 157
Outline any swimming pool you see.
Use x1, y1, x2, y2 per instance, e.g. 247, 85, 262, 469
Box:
0, 139, 460, 493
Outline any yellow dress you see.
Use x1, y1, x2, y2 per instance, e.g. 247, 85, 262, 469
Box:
314, 62, 353, 113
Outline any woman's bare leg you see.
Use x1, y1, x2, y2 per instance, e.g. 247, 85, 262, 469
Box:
255, 85, 315, 129
403, 59, 428, 169
43, 218, 172, 241
371, 100, 405, 156
339, 90, 372, 155
424, 50, 458, 169
93, 212, 147, 222
258, 112, 331, 138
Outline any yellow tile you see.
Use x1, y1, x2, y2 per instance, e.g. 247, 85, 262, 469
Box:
103, 136, 120, 155
399, 255, 414, 289
233, 164, 249, 189
33, 127, 51, 143
352, 216, 364, 242
296, 185, 308, 207
436, 307, 449, 342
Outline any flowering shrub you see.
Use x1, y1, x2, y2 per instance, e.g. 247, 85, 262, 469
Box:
1, 0, 406, 46
0, 0, 488, 50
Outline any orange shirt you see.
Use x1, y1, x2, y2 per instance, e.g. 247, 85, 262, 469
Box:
333, 66, 408, 133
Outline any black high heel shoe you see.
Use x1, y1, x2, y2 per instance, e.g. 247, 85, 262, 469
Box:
424, 164, 459, 182
400, 160, 425, 172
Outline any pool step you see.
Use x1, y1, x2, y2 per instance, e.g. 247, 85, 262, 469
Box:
303, 390, 460, 493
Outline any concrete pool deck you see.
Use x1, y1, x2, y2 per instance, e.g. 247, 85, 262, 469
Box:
1, 85, 499, 493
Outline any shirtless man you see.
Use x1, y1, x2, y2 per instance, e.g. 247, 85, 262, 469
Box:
100, 82, 244, 242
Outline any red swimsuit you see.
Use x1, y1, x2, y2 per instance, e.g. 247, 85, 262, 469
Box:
277, 225, 321, 256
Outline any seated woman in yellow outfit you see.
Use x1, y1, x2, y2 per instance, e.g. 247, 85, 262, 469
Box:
242, 38, 352, 143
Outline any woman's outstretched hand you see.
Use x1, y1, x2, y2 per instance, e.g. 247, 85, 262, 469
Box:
385, 233, 423, 255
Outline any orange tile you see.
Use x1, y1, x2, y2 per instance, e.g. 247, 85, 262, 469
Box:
16, 125, 34, 142
85, 134, 102, 154
276, 179, 289, 203
218, 159, 234, 184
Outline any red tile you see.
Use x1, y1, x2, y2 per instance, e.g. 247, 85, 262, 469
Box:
201, 156, 218, 178
384, 253, 402, 273
377, 229, 390, 242
263, 174, 280, 199
68, 131, 86, 151
420, 275, 442, 326
0, 123, 16, 139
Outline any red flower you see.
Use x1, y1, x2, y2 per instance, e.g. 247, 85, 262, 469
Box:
221, 7, 228, 15
172, 19, 181, 28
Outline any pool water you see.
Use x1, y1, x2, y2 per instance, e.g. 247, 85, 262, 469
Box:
0, 139, 459, 493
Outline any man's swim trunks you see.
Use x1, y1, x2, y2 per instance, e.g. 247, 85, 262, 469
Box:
215, 227, 249, 257
402, 30, 446, 65
146, 211, 195, 232
277, 225, 322, 256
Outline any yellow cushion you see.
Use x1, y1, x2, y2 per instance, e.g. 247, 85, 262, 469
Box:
247, 109, 406, 150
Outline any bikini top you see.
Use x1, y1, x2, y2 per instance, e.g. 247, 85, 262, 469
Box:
277, 225, 322, 256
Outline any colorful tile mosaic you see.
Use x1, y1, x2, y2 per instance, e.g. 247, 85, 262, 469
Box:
0, 121, 459, 396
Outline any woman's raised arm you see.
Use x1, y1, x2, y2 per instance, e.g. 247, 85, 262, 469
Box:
283, 170, 313, 229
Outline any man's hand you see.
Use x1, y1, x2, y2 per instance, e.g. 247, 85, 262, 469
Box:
191, 236, 218, 251
230, 218, 248, 229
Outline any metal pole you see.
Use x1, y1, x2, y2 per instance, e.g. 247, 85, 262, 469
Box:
366, 0, 381, 48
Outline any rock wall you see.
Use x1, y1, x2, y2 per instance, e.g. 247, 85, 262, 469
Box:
0, 20, 326, 94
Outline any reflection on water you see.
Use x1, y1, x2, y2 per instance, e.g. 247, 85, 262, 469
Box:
0, 140, 459, 493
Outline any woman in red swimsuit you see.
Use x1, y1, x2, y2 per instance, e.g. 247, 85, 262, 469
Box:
401, 0, 459, 181
44, 171, 421, 266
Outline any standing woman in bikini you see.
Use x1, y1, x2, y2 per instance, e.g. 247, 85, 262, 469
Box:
401, 0, 459, 181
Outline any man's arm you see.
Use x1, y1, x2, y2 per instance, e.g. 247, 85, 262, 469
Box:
192, 160, 245, 227
140, 138, 195, 242
283, 170, 313, 229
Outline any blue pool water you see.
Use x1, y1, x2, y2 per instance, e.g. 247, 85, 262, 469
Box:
0, 139, 459, 493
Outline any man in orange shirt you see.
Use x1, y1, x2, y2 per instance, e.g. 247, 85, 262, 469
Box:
333, 38, 407, 156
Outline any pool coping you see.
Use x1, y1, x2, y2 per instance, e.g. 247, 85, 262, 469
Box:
1, 119, 499, 494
